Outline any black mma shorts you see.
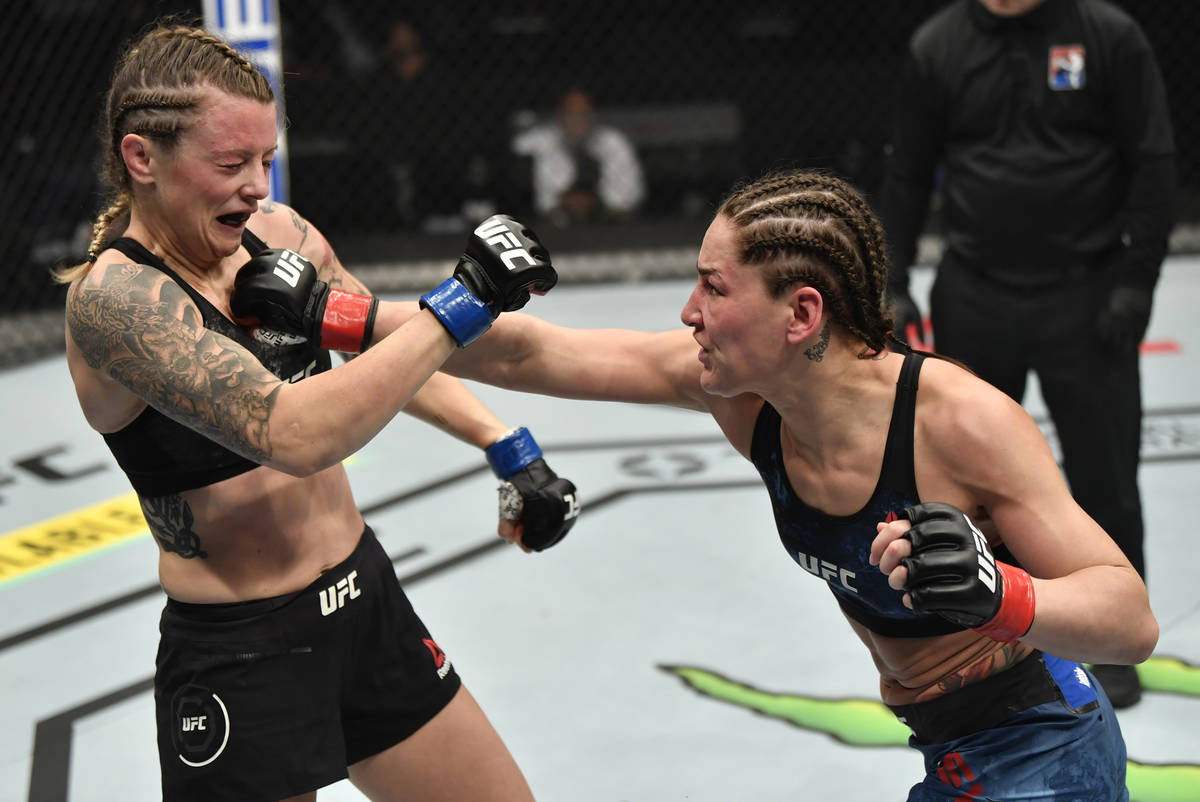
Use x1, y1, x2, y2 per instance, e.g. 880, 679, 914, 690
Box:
154, 526, 462, 802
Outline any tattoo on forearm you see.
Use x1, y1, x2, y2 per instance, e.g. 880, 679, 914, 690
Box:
804, 321, 831, 362
140, 495, 207, 559
67, 264, 278, 462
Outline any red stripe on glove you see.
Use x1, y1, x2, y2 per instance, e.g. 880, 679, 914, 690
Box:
973, 562, 1035, 643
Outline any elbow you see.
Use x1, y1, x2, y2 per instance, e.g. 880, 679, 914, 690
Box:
265, 451, 338, 479
1128, 614, 1159, 665
261, 421, 346, 478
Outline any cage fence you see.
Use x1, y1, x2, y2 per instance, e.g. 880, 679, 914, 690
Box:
1, 0, 1197, 368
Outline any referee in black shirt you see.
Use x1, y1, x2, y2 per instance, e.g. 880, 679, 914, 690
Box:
877, 0, 1175, 708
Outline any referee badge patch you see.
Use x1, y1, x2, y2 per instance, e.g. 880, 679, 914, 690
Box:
1048, 44, 1085, 90
171, 683, 231, 768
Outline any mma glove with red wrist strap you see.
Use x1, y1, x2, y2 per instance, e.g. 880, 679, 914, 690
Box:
487, 427, 579, 552
231, 248, 378, 353
898, 502, 1035, 642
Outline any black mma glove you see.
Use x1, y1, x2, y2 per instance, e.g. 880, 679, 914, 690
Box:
231, 248, 378, 352
899, 502, 1035, 642
1096, 284, 1153, 355
886, 286, 926, 349
421, 215, 557, 347
488, 427, 579, 551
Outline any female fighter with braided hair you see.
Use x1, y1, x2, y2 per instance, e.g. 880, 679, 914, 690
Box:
59, 21, 576, 802
425, 168, 1158, 799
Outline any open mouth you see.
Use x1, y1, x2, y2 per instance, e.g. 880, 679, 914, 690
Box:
217, 212, 251, 228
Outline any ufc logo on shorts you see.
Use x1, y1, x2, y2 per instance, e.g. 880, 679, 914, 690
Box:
318, 569, 362, 616
963, 513, 997, 592
475, 219, 537, 271
181, 715, 207, 732
272, 250, 309, 288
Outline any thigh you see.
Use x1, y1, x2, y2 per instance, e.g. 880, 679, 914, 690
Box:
929, 263, 1028, 401
155, 601, 347, 802
1032, 291, 1144, 531
348, 684, 534, 802
339, 532, 464, 763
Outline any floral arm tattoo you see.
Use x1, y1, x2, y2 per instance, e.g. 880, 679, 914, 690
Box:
67, 263, 282, 463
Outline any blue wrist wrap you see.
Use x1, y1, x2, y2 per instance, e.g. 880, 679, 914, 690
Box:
485, 427, 542, 479
419, 278, 492, 347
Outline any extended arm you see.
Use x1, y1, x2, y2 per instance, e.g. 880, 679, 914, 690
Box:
67, 261, 456, 476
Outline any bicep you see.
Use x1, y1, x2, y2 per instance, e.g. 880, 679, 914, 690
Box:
68, 267, 285, 463
944, 401, 1127, 578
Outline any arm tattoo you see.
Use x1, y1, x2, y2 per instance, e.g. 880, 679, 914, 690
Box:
67, 264, 281, 462
140, 494, 207, 559
288, 208, 310, 249
804, 321, 831, 362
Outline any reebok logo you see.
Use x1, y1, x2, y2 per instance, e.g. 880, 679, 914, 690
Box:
318, 569, 362, 616
272, 249, 309, 288
962, 513, 997, 593
475, 218, 536, 271
423, 637, 453, 679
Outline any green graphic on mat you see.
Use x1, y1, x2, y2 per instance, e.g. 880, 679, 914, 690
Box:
662, 656, 1200, 802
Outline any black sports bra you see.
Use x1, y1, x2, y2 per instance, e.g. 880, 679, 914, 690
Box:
100, 231, 331, 496
749, 352, 965, 637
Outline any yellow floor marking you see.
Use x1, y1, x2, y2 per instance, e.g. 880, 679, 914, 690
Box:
0, 494, 147, 586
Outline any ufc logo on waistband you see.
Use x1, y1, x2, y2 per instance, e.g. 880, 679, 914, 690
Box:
272, 250, 309, 288
475, 219, 536, 271
318, 569, 362, 616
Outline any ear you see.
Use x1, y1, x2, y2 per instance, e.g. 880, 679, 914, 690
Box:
784, 286, 825, 345
120, 134, 156, 186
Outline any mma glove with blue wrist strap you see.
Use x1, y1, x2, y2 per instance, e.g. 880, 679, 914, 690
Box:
488, 427, 579, 551
421, 214, 557, 347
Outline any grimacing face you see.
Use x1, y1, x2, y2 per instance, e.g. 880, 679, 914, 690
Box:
681, 215, 795, 398
147, 89, 277, 263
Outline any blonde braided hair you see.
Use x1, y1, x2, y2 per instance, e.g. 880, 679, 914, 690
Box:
55, 23, 274, 283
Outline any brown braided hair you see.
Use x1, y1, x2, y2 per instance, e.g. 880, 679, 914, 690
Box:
55, 22, 274, 283
715, 169, 897, 357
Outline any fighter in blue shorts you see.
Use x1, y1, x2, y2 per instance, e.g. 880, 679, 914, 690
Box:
416, 168, 1157, 800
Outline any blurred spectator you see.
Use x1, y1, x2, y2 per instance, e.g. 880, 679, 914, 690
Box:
363, 18, 499, 232
512, 87, 646, 225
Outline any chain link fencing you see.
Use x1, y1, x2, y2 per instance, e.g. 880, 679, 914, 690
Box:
2, 0, 1197, 367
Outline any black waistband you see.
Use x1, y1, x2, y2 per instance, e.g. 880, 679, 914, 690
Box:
164, 525, 373, 623
886, 650, 1062, 743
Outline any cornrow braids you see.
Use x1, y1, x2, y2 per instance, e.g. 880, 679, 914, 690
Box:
56, 22, 274, 284
716, 169, 896, 356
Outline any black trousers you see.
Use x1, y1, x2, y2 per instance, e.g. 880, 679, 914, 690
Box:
929, 255, 1146, 579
